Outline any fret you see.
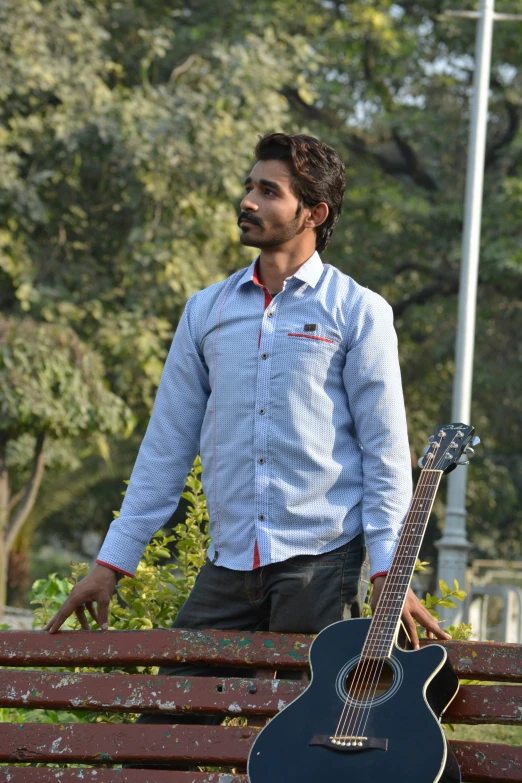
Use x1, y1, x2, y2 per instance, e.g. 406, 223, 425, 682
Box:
364, 466, 444, 652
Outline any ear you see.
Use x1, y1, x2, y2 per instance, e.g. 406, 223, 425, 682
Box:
304, 202, 329, 229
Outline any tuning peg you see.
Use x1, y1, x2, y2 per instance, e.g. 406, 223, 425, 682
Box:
423, 445, 431, 455
457, 456, 469, 466
418, 456, 426, 468
472, 436, 481, 446
464, 447, 475, 458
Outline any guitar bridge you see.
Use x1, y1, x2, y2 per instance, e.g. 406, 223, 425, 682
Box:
310, 735, 388, 752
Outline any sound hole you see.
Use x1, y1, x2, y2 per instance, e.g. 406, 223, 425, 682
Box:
345, 659, 394, 702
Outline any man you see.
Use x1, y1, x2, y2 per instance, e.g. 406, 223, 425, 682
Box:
47, 132, 449, 652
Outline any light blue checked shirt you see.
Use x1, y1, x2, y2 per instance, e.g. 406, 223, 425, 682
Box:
97, 252, 412, 578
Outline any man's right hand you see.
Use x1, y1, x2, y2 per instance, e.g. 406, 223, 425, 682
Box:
45, 564, 118, 633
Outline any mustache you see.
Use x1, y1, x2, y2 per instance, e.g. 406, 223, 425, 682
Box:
238, 212, 262, 227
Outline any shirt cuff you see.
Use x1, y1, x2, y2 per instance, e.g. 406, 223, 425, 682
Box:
370, 571, 388, 582
96, 527, 148, 577
366, 538, 398, 581
95, 560, 134, 578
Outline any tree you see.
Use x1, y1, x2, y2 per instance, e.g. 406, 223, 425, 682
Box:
0, 0, 521, 588
0, 316, 133, 613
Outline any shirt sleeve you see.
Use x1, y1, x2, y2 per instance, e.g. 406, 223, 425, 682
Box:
342, 291, 412, 578
96, 295, 210, 575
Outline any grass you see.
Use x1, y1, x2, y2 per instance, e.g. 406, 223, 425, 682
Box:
445, 723, 522, 746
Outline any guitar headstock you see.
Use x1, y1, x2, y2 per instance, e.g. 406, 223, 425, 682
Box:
418, 423, 479, 474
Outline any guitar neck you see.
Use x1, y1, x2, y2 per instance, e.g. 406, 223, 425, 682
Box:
363, 469, 444, 659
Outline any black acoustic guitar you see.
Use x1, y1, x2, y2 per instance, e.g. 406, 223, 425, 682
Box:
248, 423, 478, 783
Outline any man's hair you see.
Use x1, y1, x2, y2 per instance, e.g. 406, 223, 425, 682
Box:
254, 132, 346, 253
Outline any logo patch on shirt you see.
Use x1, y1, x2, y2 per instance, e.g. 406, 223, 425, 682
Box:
304, 324, 317, 332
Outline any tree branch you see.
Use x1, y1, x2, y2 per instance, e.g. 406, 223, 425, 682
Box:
486, 90, 521, 167
7, 488, 24, 513
281, 87, 439, 191
6, 432, 45, 552
391, 277, 459, 318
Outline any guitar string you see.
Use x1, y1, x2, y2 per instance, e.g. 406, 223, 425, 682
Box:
334, 466, 438, 741
341, 475, 433, 736
335, 432, 453, 739
333, 468, 436, 740
353, 441, 451, 741
336, 433, 454, 741
352, 436, 454, 741
354, 473, 441, 741
346, 467, 442, 742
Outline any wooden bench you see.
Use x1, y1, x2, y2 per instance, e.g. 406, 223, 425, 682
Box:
0, 629, 521, 782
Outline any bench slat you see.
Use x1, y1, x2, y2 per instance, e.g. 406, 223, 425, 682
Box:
0, 723, 520, 782
0, 670, 304, 715
447, 684, 522, 725
1, 632, 521, 681
0, 630, 309, 669
1, 670, 520, 725
0, 772, 248, 783
0, 723, 254, 765
452, 740, 522, 782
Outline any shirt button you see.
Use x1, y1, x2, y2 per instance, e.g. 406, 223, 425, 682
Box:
258, 514, 265, 521
259, 408, 265, 414
261, 353, 268, 359
258, 458, 265, 464
267, 311, 273, 317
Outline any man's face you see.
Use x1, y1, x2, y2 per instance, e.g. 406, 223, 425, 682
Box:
238, 159, 305, 249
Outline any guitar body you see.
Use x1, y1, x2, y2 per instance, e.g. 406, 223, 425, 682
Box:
248, 618, 461, 783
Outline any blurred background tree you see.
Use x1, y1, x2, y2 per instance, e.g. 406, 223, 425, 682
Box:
0, 0, 521, 607
0, 316, 133, 611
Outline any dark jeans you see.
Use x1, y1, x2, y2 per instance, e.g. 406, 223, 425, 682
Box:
130, 535, 367, 767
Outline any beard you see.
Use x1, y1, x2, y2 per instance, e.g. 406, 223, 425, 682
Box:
239, 213, 303, 249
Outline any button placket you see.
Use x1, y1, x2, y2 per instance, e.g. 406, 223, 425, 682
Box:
253, 302, 277, 552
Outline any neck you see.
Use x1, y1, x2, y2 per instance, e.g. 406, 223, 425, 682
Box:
257, 245, 316, 293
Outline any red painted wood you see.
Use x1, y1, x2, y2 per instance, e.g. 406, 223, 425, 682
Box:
0, 629, 310, 669
445, 684, 522, 725
0, 723, 254, 764
1, 670, 520, 726
451, 740, 522, 782
1, 632, 521, 681
0, 772, 248, 783
0, 669, 304, 715
0, 726, 520, 782
439, 640, 522, 683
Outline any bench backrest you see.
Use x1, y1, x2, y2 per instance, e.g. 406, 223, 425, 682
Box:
0, 630, 521, 782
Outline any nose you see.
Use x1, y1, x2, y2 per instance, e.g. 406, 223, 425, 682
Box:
240, 192, 259, 212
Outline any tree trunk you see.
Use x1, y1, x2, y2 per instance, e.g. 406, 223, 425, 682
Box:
0, 433, 45, 618
5, 432, 45, 553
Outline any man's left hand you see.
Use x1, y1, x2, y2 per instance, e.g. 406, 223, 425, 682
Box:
371, 576, 452, 650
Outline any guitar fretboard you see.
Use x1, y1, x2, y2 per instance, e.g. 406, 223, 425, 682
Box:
362, 469, 443, 659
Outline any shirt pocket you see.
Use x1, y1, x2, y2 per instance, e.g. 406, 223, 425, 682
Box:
288, 332, 334, 344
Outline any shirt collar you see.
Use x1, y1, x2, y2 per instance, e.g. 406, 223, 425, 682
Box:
236, 251, 324, 292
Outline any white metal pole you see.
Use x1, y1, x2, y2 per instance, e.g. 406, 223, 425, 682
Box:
436, 0, 495, 623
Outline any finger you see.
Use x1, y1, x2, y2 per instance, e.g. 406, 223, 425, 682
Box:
402, 613, 420, 650
413, 607, 452, 641
75, 605, 91, 631
406, 591, 452, 641
85, 601, 99, 625
45, 597, 81, 634
96, 598, 110, 631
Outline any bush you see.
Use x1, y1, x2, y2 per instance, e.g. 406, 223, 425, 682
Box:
31, 456, 209, 633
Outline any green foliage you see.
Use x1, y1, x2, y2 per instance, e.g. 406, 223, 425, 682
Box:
1, 0, 522, 591
362, 559, 473, 641
0, 316, 133, 439
30, 458, 209, 632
